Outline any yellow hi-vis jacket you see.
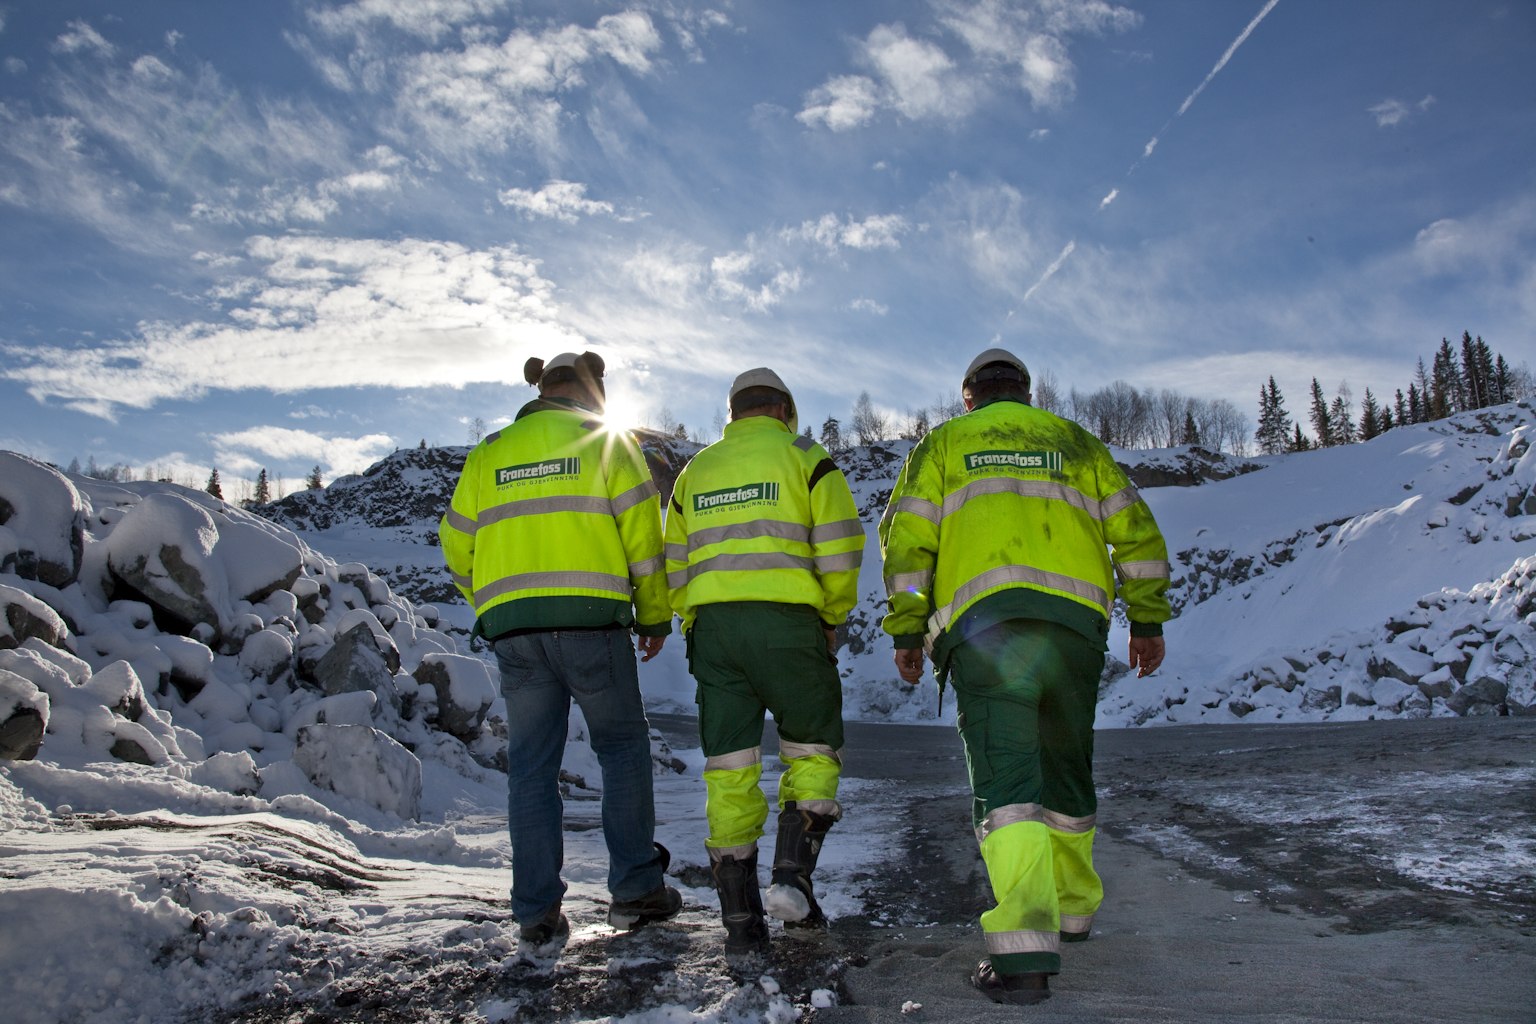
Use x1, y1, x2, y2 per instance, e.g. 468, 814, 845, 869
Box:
879, 398, 1170, 667
665, 416, 864, 633
439, 396, 671, 640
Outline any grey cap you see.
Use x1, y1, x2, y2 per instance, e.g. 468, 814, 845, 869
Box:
963, 347, 1030, 389
728, 367, 798, 434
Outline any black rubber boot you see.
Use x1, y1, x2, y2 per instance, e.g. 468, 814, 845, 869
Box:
971, 958, 1052, 1005
711, 851, 770, 955
764, 801, 837, 928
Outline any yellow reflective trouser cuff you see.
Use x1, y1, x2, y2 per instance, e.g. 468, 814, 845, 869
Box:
703, 760, 768, 850
978, 820, 1061, 973
778, 753, 842, 812
1051, 824, 1102, 930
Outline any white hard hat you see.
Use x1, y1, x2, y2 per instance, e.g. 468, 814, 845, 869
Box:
728, 367, 798, 434
963, 348, 1030, 389
523, 350, 605, 388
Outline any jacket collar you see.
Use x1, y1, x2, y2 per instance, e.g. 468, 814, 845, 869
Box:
723, 414, 792, 438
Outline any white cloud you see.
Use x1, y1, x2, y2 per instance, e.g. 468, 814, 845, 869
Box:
1369, 98, 1410, 128
1099, 188, 1119, 209
307, 0, 514, 44
851, 297, 889, 316
52, 20, 115, 58
4, 58, 25, 76
710, 249, 803, 312
211, 425, 395, 479
0, 40, 358, 247
1369, 94, 1435, 128
863, 24, 968, 120
797, 74, 880, 131
799, 1, 1139, 130
0, 235, 588, 417
499, 180, 616, 222
787, 212, 910, 253
621, 244, 709, 308
390, 11, 663, 157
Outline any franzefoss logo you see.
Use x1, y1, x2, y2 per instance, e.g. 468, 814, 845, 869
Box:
964, 450, 1063, 473
694, 482, 780, 513
496, 458, 580, 486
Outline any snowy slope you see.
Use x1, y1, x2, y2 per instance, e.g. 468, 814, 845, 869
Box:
262, 405, 1536, 729
3, 404, 1535, 1023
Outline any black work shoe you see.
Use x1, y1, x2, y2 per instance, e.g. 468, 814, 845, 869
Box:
971, 958, 1052, 1005
608, 883, 683, 931
518, 904, 570, 954
1060, 928, 1091, 943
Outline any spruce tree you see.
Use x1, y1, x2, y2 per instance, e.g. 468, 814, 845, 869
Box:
1493, 355, 1512, 404
1429, 338, 1459, 418
1393, 388, 1408, 427
1330, 389, 1356, 445
1309, 378, 1333, 447
1413, 358, 1433, 420
1289, 423, 1311, 452
819, 417, 847, 457
1359, 388, 1382, 440
306, 465, 323, 490
1180, 410, 1200, 447
1254, 377, 1291, 455
254, 468, 271, 504
206, 468, 223, 499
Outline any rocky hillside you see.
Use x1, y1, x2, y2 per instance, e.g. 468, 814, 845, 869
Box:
231, 404, 1536, 727
0, 451, 684, 813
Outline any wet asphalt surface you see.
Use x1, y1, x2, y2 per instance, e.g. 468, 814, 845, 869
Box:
216, 714, 1535, 1023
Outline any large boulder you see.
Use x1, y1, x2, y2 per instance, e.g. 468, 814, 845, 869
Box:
102, 492, 305, 644
0, 452, 85, 587
310, 621, 395, 697
293, 723, 421, 820
0, 584, 68, 652
0, 668, 48, 760
104, 493, 231, 636
412, 653, 495, 741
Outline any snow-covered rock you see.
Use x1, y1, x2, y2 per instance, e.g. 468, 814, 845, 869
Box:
412, 653, 495, 741
0, 582, 68, 651
0, 667, 48, 759
293, 723, 422, 820
0, 451, 85, 587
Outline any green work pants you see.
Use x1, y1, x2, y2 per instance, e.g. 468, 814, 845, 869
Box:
950, 618, 1105, 975
688, 602, 844, 853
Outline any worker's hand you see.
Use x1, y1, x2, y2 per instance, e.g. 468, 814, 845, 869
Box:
637, 635, 666, 662
893, 647, 925, 685
1128, 635, 1165, 678
823, 626, 838, 658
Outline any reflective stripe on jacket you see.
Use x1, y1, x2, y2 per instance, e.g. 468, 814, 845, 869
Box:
665, 416, 863, 632
438, 396, 671, 638
878, 398, 1170, 652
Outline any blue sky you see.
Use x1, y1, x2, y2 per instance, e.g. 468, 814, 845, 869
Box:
1, 1, 1532, 496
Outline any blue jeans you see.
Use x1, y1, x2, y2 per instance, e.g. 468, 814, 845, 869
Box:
494, 628, 665, 925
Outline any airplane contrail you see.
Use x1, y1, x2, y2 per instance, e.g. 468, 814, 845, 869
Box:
1038, 3, 1282, 293
1024, 240, 1076, 302
1177, 0, 1282, 117
1132, 0, 1282, 184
